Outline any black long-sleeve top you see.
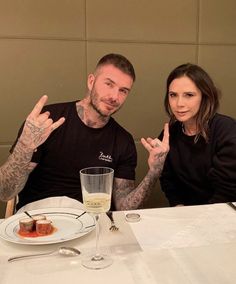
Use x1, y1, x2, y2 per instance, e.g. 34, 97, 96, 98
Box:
159, 113, 236, 206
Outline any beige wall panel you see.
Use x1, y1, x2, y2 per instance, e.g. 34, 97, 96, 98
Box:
0, 146, 10, 165
198, 46, 236, 118
87, 0, 198, 43
0, 147, 10, 217
0, 39, 86, 143
0, 0, 85, 39
86, 42, 197, 139
199, 0, 236, 44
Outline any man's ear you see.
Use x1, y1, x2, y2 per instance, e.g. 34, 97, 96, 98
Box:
87, 74, 95, 91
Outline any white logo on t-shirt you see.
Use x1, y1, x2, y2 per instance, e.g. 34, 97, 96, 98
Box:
99, 152, 113, 163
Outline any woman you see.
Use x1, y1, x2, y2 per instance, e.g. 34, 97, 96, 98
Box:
159, 63, 236, 206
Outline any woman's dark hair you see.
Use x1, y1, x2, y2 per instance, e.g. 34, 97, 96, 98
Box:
164, 63, 220, 142
96, 53, 136, 82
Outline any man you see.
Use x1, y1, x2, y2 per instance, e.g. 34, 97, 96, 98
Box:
0, 53, 169, 211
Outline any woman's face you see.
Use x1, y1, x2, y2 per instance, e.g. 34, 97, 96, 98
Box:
168, 76, 202, 126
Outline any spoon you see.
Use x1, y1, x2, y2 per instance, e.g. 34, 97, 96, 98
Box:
8, 247, 81, 262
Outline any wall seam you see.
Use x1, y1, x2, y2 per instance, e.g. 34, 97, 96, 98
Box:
0, 37, 235, 47
196, 0, 200, 64
84, 0, 88, 76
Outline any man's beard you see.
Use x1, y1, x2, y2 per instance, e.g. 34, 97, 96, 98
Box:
89, 89, 121, 118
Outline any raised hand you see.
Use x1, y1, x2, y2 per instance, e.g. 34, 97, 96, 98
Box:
18, 95, 65, 150
141, 123, 169, 174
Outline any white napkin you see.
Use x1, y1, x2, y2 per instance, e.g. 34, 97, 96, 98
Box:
16, 196, 85, 214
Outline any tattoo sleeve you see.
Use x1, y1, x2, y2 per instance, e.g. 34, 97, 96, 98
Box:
113, 170, 159, 211
0, 140, 36, 201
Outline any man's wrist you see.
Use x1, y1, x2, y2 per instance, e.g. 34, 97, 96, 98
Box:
148, 167, 162, 178
16, 138, 37, 153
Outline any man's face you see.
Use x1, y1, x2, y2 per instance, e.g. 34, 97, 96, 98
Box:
87, 64, 133, 117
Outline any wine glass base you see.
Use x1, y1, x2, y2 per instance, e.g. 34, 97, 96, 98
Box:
82, 254, 113, 270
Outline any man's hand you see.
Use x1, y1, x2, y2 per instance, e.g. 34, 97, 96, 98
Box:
18, 95, 65, 150
141, 123, 169, 174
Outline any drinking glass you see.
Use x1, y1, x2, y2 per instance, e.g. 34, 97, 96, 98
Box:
80, 167, 114, 269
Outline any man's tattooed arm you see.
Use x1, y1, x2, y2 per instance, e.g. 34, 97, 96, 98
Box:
113, 170, 159, 211
0, 141, 36, 201
0, 95, 65, 202
114, 123, 170, 210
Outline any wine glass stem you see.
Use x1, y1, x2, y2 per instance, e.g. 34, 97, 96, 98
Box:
93, 214, 102, 261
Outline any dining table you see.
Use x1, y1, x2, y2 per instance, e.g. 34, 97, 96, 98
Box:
0, 202, 236, 284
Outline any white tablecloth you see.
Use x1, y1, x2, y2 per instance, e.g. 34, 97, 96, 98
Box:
1, 203, 236, 284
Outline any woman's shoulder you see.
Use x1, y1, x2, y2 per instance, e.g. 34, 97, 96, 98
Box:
210, 113, 236, 129
210, 113, 236, 140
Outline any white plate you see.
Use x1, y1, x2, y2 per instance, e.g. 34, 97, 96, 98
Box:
0, 208, 95, 245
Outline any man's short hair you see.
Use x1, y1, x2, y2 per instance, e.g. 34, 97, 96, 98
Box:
96, 53, 136, 82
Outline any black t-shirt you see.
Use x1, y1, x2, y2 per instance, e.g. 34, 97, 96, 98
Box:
159, 113, 236, 206
15, 101, 137, 210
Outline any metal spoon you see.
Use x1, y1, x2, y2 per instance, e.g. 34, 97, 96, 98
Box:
8, 247, 81, 262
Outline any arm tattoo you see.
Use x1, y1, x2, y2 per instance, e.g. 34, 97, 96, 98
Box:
152, 152, 167, 176
114, 170, 159, 210
22, 120, 45, 147
0, 140, 36, 201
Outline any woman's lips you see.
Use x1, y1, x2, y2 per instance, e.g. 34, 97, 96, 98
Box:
176, 111, 188, 116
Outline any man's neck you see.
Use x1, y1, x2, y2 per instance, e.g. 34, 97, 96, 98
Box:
76, 99, 110, 128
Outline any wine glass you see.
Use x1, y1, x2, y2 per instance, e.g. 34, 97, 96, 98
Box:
80, 167, 114, 269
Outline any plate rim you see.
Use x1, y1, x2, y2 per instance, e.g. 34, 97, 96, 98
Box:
0, 207, 95, 245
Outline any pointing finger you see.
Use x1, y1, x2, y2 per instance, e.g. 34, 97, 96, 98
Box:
162, 123, 169, 145
29, 95, 48, 118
